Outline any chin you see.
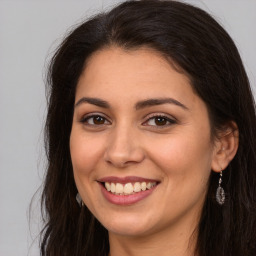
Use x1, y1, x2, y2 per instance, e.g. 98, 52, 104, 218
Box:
100, 214, 154, 237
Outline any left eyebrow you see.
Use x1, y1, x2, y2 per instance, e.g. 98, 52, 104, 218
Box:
135, 98, 189, 110
74, 97, 110, 108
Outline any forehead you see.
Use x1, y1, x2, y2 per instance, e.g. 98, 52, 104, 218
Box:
75, 47, 197, 108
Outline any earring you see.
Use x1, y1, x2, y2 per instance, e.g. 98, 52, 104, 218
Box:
76, 193, 84, 207
216, 170, 225, 205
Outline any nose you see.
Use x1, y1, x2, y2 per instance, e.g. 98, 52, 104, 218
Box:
104, 124, 145, 168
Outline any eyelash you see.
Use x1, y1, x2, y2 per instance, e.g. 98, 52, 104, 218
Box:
80, 113, 176, 128
143, 114, 176, 128
80, 114, 111, 126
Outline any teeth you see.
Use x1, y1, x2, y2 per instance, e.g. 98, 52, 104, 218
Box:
134, 182, 141, 192
105, 182, 111, 191
110, 183, 115, 193
146, 182, 152, 189
141, 182, 146, 191
104, 181, 157, 195
124, 183, 133, 194
115, 183, 124, 194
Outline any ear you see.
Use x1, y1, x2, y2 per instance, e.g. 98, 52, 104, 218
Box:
211, 121, 239, 172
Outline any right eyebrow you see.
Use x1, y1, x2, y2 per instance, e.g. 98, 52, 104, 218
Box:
135, 97, 189, 111
74, 97, 110, 108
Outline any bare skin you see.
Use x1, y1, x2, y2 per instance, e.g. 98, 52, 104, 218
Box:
70, 47, 238, 256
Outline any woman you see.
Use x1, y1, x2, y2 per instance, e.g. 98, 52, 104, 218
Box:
41, 0, 256, 255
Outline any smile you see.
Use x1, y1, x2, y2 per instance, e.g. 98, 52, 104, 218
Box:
105, 181, 157, 195
98, 176, 159, 205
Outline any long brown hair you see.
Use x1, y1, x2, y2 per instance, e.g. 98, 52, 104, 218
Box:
41, 1, 256, 255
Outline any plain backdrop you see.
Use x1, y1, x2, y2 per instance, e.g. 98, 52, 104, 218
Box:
0, 1, 255, 255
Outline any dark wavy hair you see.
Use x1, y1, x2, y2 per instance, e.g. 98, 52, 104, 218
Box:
41, 1, 256, 255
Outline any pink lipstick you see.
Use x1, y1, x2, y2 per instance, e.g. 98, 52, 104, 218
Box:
98, 176, 159, 205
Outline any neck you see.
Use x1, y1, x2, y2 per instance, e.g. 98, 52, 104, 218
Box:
108, 217, 198, 256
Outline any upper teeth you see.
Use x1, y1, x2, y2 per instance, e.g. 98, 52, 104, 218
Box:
105, 182, 157, 195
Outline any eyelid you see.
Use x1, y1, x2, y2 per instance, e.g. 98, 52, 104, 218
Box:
80, 112, 112, 125
142, 112, 177, 127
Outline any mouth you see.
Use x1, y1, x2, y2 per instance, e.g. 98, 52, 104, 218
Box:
103, 181, 157, 195
97, 176, 160, 205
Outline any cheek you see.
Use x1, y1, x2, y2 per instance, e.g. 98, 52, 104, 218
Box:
148, 133, 212, 213
147, 129, 213, 188
151, 134, 211, 165
70, 129, 104, 180
70, 129, 106, 213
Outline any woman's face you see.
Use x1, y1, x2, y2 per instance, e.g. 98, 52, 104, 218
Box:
70, 47, 216, 237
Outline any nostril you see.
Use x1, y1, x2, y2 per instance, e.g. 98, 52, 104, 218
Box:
103, 140, 145, 167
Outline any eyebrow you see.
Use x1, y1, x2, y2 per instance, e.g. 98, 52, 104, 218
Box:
75, 97, 110, 108
135, 98, 188, 110
75, 97, 188, 110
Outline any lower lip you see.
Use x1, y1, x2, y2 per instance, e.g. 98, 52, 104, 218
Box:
100, 183, 157, 205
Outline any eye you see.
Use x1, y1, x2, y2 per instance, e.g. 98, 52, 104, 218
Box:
143, 115, 176, 127
81, 114, 111, 126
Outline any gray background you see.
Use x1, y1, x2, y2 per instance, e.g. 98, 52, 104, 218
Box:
0, 0, 255, 255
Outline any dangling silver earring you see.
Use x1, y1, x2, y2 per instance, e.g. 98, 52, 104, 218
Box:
216, 170, 225, 205
76, 193, 84, 207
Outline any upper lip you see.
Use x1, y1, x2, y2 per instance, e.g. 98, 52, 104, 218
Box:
97, 176, 160, 184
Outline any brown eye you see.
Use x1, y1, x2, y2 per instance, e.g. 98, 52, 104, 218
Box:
81, 115, 110, 125
93, 116, 105, 125
154, 117, 167, 126
144, 115, 176, 127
